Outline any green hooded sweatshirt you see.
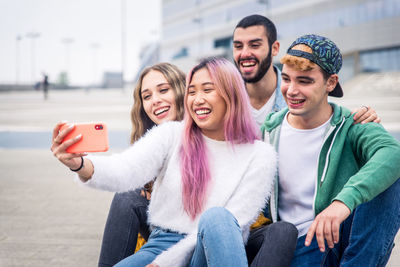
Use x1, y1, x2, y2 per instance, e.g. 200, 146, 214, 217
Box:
261, 103, 400, 222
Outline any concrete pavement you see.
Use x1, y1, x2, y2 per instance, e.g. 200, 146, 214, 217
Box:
0, 88, 399, 266
0, 89, 129, 266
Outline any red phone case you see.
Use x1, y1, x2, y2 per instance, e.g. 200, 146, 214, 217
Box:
60, 122, 109, 153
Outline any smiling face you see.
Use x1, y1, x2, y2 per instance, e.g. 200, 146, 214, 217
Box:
281, 64, 336, 128
187, 68, 227, 140
233, 25, 277, 83
141, 70, 178, 125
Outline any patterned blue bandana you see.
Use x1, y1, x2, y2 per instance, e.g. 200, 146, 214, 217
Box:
287, 34, 343, 97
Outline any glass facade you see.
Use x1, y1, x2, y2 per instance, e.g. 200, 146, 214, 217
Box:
163, 0, 265, 40
214, 36, 232, 49
161, 0, 400, 78
277, 0, 400, 39
360, 47, 400, 72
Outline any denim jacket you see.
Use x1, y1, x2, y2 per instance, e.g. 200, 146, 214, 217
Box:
271, 66, 287, 113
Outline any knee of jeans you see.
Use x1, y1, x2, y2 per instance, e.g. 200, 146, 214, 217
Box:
198, 207, 237, 233
114, 191, 148, 209
268, 221, 298, 239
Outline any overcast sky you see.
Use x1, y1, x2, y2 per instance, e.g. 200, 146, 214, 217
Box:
0, 0, 161, 85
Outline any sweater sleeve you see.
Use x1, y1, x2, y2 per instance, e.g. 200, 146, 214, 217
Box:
225, 142, 277, 237
75, 121, 180, 192
334, 122, 400, 212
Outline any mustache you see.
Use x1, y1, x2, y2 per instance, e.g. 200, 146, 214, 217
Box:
238, 57, 259, 64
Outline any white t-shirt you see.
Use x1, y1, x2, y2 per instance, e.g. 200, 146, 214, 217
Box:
251, 90, 276, 129
278, 113, 332, 237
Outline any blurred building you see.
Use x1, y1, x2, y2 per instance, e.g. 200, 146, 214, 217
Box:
133, 43, 160, 83
102, 72, 123, 88
161, 0, 267, 71
159, 0, 400, 82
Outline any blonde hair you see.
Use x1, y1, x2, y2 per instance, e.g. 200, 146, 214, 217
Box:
281, 44, 331, 81
130, 63, 186, 143
280, 44, 317, 71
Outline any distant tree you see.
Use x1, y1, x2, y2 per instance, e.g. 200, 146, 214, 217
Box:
57, 71, 69, 87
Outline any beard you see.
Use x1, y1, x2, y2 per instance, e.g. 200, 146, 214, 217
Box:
236, 48, 272, 84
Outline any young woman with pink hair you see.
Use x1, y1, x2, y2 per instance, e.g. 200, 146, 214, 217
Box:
51, 57, 277, 267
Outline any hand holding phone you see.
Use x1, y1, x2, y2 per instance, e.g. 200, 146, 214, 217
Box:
60, 122, 109, 153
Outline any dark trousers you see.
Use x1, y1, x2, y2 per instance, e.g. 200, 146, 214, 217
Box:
98, 189, 150, 267
246, 221, 298, 267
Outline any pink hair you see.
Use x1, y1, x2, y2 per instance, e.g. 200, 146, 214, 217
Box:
180, 57, 259, 219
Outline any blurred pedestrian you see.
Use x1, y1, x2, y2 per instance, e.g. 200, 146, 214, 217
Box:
42, 72, 49, 100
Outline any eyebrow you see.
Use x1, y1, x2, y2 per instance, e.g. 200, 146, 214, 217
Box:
233, 38, 263, 44
141, 83, 170, 94
188, 82, 214, 88
281, 72, 315, 81
296, 76, 314, 81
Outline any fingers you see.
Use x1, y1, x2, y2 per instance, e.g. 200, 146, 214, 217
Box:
52, 134, 82, 165
305, 221, 317, 247
352, 106, 380, 125
307, 218, 328, 252
52, 121, 68, 140
57, 123, 75, 142
324, 221, 334, 249
352, 106, 369, 124
332, 220, 340, 244
315, 219, 325, 252
52, 131, 80, 154
360, 112, 378, 124
51, 122, 73, 151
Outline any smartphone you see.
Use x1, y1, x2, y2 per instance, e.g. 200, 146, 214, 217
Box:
60, 122, 109, 153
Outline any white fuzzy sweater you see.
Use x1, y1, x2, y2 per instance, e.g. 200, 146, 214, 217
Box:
78, 121, 276, 267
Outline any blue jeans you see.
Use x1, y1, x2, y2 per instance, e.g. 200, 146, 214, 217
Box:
115, 207, 248, 267
189, 207, 248, 267
98, 189, 150, 267
114, 228, 186, 267
291, 178, 400, 267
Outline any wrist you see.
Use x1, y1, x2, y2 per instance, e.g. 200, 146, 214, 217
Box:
70, 157, 84, 172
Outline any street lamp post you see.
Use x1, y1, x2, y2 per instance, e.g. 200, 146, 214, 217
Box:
16, 35, 22, 85
257, 0, 269, 14
61, 38, 74, 82
121, 0, 127, 91
26, 31, 40, 84
90, 43, 100, 88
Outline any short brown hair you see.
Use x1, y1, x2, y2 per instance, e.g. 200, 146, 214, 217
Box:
281, 44, 331, 80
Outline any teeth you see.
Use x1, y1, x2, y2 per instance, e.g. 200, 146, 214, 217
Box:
195, 109, 211, 115
291, 100, 303, 104
241, 62, 255, 67
155, 107, 169, 115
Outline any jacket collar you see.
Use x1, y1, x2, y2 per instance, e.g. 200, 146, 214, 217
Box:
262, 102, 352, 133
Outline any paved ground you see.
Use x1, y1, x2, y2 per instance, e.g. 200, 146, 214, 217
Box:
0, 88, 399, 266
